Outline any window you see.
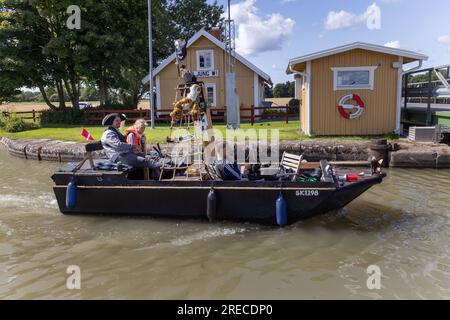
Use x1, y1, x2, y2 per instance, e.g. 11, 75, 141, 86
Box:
205, 83, 216, 107
196, 50, 214, 70
331, 66, 378, 90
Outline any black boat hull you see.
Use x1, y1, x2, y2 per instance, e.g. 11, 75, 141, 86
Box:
52, 173, 385, 225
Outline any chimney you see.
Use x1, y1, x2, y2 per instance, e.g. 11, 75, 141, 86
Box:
208, 28, 223, 41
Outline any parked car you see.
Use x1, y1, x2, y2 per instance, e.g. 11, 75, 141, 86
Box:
79, 102, 93, 110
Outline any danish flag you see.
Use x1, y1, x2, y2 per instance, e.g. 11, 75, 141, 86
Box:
81, 128, 94, 141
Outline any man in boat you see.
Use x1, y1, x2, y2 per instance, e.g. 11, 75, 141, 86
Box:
100, 113, 160, 178
125, 119, 147, 154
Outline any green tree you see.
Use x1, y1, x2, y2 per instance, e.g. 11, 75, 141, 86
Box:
0, 0, 224, 109
273, 81, 295, 98
264, 84, 274, 98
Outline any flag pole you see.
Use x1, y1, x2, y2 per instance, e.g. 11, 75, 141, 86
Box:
148, 0, 155, 129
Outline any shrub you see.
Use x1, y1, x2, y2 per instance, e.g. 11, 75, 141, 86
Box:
95, 103, 135, 110
0, 115, 39, 133
288, 98, 300, 115
40, 108, 87, 125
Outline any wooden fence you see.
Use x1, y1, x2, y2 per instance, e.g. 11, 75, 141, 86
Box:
83, 105, 298, 125
2, 105, 299, 125
1, 110, 40, 123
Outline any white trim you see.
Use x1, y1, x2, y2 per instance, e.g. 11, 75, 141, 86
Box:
205, 83, 217, 107
143, 29, 271, 84
287, 42, 428, 71
305, 61, 311, 136
331, 66, 378, 91
253, 73, 260, 113
155, 75, 161, 111
395, 57, 403, 134
196, 49, 214, 71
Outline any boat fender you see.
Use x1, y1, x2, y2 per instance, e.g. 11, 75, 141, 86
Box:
276, 193, 288, 226
207, 188, 217, 222
66, 176, 77, 209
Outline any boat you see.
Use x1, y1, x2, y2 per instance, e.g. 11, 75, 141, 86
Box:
51, 42, 386, 225
51, 152, 386, 225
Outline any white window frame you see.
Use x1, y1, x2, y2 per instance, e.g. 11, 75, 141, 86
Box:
205, 83, 217, 107
196, 50, 214, 71
331, 66, 378, 91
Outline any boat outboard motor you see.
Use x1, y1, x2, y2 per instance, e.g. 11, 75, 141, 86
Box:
276, 192, 287, 226
66, 176, 77, 209
207, 188, 217, 222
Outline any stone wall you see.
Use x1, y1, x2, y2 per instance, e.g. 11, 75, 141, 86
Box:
1, 136, 450, 168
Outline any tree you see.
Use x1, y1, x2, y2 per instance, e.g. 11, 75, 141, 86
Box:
273, 81, 295, 98
264, 84, 274, 98
0, 0, 224, 109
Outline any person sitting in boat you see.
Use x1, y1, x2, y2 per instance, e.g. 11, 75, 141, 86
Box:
100, 113, 160, 178
125, 119, 147, 154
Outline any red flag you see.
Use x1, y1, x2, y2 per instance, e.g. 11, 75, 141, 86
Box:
81, 128, 94, 141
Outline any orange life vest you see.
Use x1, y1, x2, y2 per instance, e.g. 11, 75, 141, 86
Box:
125, 127, 144, 152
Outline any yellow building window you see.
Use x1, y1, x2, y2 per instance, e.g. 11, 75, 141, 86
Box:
196, 50, 214, 70
331, 66, 378, 91
205, 83, 217, 107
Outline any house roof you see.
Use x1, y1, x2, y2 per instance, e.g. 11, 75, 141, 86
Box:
287, 42, 429, 74
142, 28, 272, 84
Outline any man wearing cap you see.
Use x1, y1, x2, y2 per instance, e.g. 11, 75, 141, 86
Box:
100, 113, 160, 178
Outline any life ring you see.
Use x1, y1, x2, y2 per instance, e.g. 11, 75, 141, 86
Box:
337, 94, 365, 120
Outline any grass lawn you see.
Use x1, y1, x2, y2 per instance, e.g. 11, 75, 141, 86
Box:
0, 120, 396, 143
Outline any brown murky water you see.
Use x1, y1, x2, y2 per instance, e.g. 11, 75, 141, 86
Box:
0, 149, 449, 299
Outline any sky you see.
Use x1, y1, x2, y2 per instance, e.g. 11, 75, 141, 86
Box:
210, 0, 450, 84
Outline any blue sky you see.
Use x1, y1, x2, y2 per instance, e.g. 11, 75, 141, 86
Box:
210, 0, 450, 84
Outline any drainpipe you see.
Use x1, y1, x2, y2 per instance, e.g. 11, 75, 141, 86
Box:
289, 65, 310, 135
395, 59, 423, 134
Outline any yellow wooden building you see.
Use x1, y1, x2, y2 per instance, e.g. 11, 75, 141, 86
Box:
287, 42, 428, 136
144, 28, 272, 118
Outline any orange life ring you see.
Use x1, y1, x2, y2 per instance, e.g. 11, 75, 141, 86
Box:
337, 94, 365, 120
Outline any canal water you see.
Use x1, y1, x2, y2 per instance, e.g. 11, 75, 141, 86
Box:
0, 149, 449, 299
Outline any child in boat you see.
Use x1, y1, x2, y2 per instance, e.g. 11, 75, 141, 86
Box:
125, 119, 147, 154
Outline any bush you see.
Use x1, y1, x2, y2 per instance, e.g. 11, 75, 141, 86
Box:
261, 108, 283, 120
40, 108, 87, 125
288, 98, 300, 115
0, 114, 39, 133
95, 103, 135, 110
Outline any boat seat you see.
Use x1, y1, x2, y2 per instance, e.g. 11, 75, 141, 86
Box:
280, 152, 303, 181
85, 141, 104, 152
75, 141, 105, 170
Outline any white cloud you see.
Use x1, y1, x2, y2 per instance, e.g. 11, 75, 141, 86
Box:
438, 35, 450, 45
324, 10, 357, 30
225, 0, 295, 56
324, 3, 381, 31
384, 40, 400, 49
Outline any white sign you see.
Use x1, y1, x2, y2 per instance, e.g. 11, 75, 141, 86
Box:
193, 70, 219, 78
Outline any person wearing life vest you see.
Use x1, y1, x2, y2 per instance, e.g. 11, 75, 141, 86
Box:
125, 119, 147, 154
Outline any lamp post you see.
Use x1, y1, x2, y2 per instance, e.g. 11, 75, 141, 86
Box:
148, 0, 155, 129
